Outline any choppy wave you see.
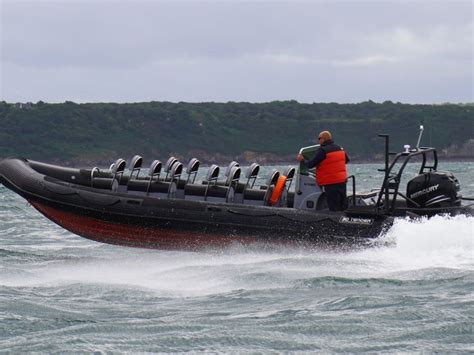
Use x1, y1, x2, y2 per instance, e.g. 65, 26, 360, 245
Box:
1, 167, 473, 352
1, 212, 472, 296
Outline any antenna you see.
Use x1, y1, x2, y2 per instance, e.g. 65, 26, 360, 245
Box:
415, 125, 424, 150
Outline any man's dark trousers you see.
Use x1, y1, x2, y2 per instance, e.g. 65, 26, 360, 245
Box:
324, 183, 347, 211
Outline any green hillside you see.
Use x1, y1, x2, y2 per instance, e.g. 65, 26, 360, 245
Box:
0, 100, 472, 165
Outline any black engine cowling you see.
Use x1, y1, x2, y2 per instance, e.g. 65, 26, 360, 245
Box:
406, 171, 461, 208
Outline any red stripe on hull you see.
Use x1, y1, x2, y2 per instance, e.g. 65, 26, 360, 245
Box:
29, 201, 258, 250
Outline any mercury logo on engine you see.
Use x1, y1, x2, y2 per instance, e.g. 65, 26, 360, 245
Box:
339, 216, 374, 225
410, 184, 439, 199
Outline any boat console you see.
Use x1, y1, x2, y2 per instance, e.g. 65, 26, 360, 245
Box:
293, 144, 326, 211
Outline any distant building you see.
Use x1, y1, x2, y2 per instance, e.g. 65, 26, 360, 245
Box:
15, 102, 33, 109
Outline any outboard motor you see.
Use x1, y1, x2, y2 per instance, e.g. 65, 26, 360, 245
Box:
407, 171, 461, 208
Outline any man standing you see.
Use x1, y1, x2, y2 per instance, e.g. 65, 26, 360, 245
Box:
296, 131, 350, 211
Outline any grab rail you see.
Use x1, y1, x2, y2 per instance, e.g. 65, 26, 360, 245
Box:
346, 175, 356, 206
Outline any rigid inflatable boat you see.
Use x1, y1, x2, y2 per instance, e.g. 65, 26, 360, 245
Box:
0, 128, 472, 250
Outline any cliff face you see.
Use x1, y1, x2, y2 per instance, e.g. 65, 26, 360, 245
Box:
440, 139, 474, 159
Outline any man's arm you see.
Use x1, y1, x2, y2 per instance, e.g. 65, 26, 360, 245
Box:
304, 149, 326, 168
345, 152, 350, 164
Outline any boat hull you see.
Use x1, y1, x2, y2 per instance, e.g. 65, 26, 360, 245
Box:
29, 200, 259, 250
0, 158, 390, 250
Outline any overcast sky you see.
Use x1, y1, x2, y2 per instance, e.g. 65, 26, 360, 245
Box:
1, 0, 472, 104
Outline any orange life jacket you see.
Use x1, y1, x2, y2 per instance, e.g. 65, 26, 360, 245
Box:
316, 150, 347, 186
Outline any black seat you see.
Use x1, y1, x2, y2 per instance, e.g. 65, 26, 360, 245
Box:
169, 161, 183, 182
259, 169, 282, 190
267, 167, 295, 207
267, 169, 281, 186
128, 155, 143, 180
242, 188, 266, 201
207, 164, 220, 182
185, 164, 218, 199
127, 179, 178, 196
201, 161, 240, 187
226, 165, 241, 187
110, 158, 126, 182
90, 167, 101, 186
245, 163, 259, 188
92, 177, 119, 191
91, 158, 125, 191
148, 160, 162, 180
88, 167, 111, 180
243, 169, 280, 205
127, 160, 181, 198
234, 163, 259, 194
185, 184, 231, 199
225, 161, 240, 178
128, 164, 181, 198
184, 164, 236, 202
204, 164, 220, 200
143, 159, 162, 194
185, 158, 200, 184
164, 156, 178, 181
263, 169, 280, 205
283, 166, 296, 191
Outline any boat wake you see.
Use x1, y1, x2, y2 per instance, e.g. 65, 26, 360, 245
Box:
1, 213, 472, 297
370, 214, 473, 269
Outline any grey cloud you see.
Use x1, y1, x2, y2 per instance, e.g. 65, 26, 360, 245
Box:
1, 0, 472, 103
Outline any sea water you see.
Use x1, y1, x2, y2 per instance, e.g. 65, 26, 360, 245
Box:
0, 163, 473, 352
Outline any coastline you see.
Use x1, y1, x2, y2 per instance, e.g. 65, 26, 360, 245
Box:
2, 154, 472, 169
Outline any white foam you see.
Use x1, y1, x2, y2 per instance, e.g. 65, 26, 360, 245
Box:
356, 214, 474, 272
2, 215, 473, 296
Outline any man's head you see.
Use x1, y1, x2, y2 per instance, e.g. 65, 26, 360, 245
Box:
318, 131, 332, 144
